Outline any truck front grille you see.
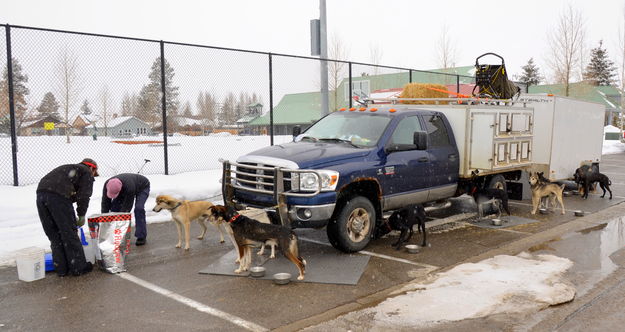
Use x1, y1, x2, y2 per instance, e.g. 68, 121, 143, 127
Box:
236, 162, 292, 193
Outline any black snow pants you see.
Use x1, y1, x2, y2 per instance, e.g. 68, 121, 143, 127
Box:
36, 191, 88, 276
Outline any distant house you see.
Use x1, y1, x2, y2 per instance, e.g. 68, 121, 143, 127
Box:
85, 115, 151, 137
72, 114, 99, 135
20, 115, 63, 136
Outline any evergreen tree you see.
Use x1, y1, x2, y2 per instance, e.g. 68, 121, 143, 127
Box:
0, 58, 30, 123
36, 92, 60, 119
583, 40, 616, 86
80, 99, 92, 115
518, 58, 543, 86
138, 57, 179, 129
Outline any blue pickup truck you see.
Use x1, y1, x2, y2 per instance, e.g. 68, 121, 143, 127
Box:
222, 105, 529, 252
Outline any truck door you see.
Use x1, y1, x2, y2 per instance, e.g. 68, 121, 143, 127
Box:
382, 115, 431, 210
422, 114, 459, 200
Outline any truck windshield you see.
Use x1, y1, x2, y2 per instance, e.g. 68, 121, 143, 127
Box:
297, 112, 391, 147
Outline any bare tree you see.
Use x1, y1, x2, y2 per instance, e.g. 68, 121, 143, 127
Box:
369, 42, 384, 76
100, 85, 110, 136
56, 48, 80, 143
328, 33, 350, 111
196, 91, 217, 134
435, 24, 457, 69
546, 4, 586, 96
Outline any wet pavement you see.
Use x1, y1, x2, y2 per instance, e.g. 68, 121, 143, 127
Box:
2, 153, 625, 331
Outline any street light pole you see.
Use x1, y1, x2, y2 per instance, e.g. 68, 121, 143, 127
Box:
319, 0, 329, 116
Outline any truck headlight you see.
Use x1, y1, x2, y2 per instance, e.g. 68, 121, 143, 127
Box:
293, 170, 339, 192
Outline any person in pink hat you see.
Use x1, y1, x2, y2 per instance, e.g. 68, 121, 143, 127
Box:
101, 173, 151, 245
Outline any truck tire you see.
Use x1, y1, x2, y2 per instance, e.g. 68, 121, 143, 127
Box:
488, 174, 507, 192
327, 196, 375, 253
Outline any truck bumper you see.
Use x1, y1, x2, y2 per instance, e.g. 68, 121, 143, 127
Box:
289, 203, 336, 228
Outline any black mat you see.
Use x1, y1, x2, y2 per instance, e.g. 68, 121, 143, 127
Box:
199, 242, 370, 285
471, 215, 540, 229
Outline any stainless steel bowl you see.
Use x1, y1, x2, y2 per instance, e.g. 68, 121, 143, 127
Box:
491, 218, 502, 226
539, 208, 549, 215
574, 210, 584, 217
405, 244, 420, 254
250, 266, 266, 278
273, 272, 291, 285
563, 191, 572, 197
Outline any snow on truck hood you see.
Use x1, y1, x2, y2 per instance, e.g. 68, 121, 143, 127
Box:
237, 141, 372, 169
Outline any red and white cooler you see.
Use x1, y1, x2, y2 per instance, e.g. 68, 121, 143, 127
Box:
88, 212, 132, 273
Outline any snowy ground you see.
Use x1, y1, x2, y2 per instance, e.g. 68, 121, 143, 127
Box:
0, 131, 624, 327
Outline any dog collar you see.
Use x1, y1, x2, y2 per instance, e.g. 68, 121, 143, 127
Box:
172, 202, 182, 210
228, 214, 241, 223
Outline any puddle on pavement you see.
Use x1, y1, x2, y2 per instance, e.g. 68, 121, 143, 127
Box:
528, 216, 625, 297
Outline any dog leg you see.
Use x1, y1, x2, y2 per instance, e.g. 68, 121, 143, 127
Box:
234, 243, 247, 273
281, 236, 306, 280
208, 220, 225, 243
173, 219, 183, 248
183, 222, 191, 250
197, 218, 208, 240
531, 196, 539, 215
257, 243, 266, 256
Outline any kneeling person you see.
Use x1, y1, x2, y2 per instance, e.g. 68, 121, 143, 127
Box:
101, 173, 151, 245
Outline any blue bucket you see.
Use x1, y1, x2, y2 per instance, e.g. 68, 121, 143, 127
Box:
44, 253, 54, 272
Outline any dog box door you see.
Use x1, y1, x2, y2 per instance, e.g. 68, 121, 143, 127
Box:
470, 113, 495, 170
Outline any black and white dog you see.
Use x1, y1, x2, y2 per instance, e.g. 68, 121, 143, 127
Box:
376, 204, 427, 250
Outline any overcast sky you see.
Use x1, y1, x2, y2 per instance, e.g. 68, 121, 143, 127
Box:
2, 0, 624, 82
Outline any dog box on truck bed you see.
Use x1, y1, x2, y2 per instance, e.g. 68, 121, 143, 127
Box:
418, 104, 534, 178
519, 94, 604, 180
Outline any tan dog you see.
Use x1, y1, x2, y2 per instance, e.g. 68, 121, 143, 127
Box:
152, 195, 221, 250
529, 172, 566, 215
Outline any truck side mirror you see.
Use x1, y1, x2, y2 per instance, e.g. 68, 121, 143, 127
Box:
292, 126, 301, 139
414, 131, 428, 150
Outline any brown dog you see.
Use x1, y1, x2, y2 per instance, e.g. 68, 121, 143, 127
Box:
208, 205, 306, 280
152, 195, 220, 250
529, 172, 566, 215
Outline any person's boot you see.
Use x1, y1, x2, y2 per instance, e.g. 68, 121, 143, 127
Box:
73, 262, 93, 276
136, 238, 146, 246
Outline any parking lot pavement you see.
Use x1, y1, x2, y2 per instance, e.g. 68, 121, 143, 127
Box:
2, 154, 625, 331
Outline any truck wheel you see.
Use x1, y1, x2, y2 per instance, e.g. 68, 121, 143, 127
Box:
327, 196, 375, 253
488, 174, 507, 192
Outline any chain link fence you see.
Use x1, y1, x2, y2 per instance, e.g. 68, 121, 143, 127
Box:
1, 24, 478, 186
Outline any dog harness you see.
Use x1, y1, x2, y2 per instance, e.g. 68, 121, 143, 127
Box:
228, 214, 241, 223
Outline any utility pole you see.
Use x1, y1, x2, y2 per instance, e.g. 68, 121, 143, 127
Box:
319, 0, 329, 116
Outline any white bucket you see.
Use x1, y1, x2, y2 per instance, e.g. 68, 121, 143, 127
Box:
16, 247, 45, 282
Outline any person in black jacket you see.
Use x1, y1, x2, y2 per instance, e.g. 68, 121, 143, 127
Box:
36, 158, 98, 277
101, 173, 151, 245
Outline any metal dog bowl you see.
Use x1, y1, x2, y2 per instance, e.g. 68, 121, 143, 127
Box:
572, 190, 580, 196
405, 244, 420, 254
272, 272, 291, 285
563, 191, 572, 197
574, 210, 585, 217
491, 218, 502, 226
250, 266, 266, 278
539, 208, 549, 215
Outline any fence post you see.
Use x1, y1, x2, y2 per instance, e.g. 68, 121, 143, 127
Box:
269, 53, 274, 145
5, 25, 18, 186
348, 62, 352, 109
456, 75, 460, 94
409, 69, 412, 83
160, 41, 168, 175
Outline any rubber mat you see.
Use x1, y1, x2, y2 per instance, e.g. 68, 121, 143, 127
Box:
199, 241, 370, 285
